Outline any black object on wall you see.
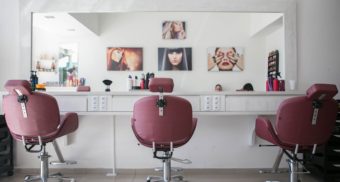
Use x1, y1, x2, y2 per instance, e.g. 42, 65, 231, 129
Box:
0, 115, 14, 176
304, 100, 340, 182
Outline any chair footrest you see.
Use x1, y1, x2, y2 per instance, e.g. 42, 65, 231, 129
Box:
259, 169, 289, 174
50, 160, 77, 166
171, 157, 192, 164
147, 175, 185, 182
24, 173, 75, 182
154, 167, 183, 172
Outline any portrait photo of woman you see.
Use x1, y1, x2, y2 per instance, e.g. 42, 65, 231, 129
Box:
207, 47, 244, 72
107, 47, 143, 71
158, 47, 192, 71
162, 21, 187, 40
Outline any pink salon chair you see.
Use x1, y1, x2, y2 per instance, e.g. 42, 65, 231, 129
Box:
2, 80, 79, 182
256, 84, 338, 182
131, 78, 197, 182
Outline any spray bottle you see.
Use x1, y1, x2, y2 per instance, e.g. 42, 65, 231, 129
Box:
30, 71, 38, 91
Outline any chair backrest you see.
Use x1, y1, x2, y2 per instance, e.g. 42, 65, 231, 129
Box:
2, 80, 60, 138
149, 78, 174, 93
132, 78, 194, 148
276, 84, 338, 146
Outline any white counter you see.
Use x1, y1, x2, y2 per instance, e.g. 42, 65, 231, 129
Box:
1, 90, 303, 116
45, 91, 303, 116
0, 90, 304, 173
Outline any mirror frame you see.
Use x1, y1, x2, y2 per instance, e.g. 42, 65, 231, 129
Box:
20, 0, 297, 89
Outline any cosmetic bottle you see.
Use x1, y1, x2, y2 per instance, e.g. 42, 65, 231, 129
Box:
30, 71, 38, 91
273, 78, 279, 91
127, 75, 132, 91
279, 80, 285, 91
145, 73, 150, 89
133, 76, 139, 90
140, 74, 145, 89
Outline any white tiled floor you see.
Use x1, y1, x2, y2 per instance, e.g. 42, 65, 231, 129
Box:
0, 169, 322, 182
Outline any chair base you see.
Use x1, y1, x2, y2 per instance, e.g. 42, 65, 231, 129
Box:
287, 158, 308, 182
259, 148, 289, 174
147, 175, 185, 182
23, 144, 76, 182
24, 173, 75, 182
261, 149, 311, 182
147, 151, 187, 182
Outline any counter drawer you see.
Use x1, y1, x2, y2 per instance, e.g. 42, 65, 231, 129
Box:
54, 96, 87, 112
225, 96, 291, 112
112, 95, 200, 112
112, 96, 144, 112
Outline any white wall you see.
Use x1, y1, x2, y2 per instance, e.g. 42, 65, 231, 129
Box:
0, 0, 20, 90
1, 0, 340, 170
297, 0, 340, 94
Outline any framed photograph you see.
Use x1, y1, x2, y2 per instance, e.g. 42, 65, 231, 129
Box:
107, 47, 143, 71
158, 47, 192, 71
162, 21, 186, 40
207, 47, 244, 72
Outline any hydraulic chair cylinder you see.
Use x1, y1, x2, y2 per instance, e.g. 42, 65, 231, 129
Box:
288, 159, 300, 182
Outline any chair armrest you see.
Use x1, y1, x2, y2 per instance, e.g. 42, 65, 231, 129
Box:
255, 117, 281, 145
191, 118, 197, 134
56, 112, 79, 138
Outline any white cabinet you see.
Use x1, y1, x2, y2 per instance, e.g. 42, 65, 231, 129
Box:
225, 96, 291, 112
54, 96, 87, 112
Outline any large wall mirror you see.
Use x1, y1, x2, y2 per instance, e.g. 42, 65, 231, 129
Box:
22, 0, 297, 91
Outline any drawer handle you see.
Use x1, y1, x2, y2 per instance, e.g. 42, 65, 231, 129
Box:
333, 164, 340, 168
334, 149, 340, 153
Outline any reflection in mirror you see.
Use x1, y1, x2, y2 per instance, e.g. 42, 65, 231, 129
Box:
32, 13, 83, 87
32, 12, 284, 91
58, 43, 78, 86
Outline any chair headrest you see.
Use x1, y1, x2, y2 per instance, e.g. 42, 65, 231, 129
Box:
306, 84, 338, 101
149, 78, 174, 93
4, 80, 32, 95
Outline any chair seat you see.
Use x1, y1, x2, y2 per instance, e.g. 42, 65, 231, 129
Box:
132, 118, 197, 149
256, 117, 312, 152
10, 112, 78, 144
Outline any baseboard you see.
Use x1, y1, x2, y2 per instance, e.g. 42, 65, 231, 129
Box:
14, 168, 288, 175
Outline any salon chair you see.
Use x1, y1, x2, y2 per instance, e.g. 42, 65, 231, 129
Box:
256, 84, 338, 182
131, 78, 197, 182
2, 80, 79, 182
